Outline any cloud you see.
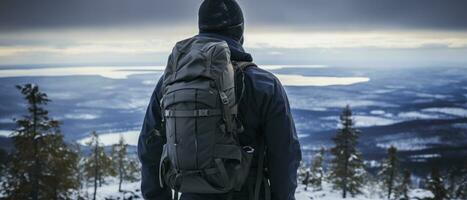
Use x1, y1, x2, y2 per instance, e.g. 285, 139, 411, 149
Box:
1, 0, 467, 32
245, 31, 467, 49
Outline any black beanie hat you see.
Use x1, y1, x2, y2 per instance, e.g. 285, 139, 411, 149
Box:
198, 0, 244, 43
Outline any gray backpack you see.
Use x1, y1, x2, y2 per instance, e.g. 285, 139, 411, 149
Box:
159, 35, 256, 194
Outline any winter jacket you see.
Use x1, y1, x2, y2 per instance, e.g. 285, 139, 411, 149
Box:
138, 33, 302, 200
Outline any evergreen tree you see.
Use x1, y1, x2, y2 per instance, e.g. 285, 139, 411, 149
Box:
309, 148, 325, 191
446, 165, 467, 200
0, 148, 7, 175
73, 143, 85, 196
83, 131, 114, 200
328, 105, 365, 198
378, 146, 400, 199
394, 169, 411, 200
111, 135, 139, 192
1, 84, 78, 199
426, 168, 448, 200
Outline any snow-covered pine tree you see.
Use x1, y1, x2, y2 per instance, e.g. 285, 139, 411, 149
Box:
426, 168, 448, 200
309, 147, 325, 191
0, 148, 7, 175
378, 146, 400, 199
2, 84, 79, 200
111, 135, 139, 192
454, 169, 467, 199
73, 143, 86, 197
394, 169, 411, 200
446, 165, 467, 200
328, 105, 365, 198
84, 131, 115, 200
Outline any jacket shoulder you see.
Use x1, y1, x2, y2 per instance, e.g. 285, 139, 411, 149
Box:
243, 66, 281, 96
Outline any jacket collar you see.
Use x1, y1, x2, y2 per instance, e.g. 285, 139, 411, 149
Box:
197, 33, 253, 62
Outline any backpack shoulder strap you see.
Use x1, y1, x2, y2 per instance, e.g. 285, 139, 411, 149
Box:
233, 61, 257, 72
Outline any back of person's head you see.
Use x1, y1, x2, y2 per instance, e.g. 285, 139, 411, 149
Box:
198, 0, 245, 44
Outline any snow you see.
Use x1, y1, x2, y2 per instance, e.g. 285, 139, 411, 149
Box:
410, 154, 441, 159
415, 93, 449, 99
452, 123, 467, 129
64, 113, 100, 120
142, 79, 157, 86
0, 65, 368, 87
80, 178, 142, 200
364, 160, 380, 168
370, 110, 386, 115
376, 137, 441, 151
410, 154, 442, 162
47, 92, 81, 100
0, 66, 165, 79
397, 111, 440, 120
261, 65, 328, 70
0, 118, 14, 123
320, 115, 399, 128
422, 107, 467, 117
409, 189, 434, 199
77, 98, 148, 110
369, 89, 395, 94
296, 99, 397, 111
275, 74, 370, 86
0, 130, 12, 137
80, 179, 434, 200
294, 181, 433, 200
78, 130, 140, 146
353, 116, 399, 127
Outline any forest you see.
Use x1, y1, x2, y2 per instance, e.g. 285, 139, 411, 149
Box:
0, 84, 465, 200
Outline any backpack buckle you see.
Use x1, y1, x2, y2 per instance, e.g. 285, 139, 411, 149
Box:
220, 92, 229, 104
242, 146, 255, 154
198, 109, 209, 117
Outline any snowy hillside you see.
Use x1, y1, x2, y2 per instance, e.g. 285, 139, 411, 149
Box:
83, 180, 434, 200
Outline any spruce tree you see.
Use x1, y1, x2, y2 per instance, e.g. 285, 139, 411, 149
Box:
426, 168, 448, 200
446, 165, 467, 199
73, 143, 86, 197
378, 146, 399, 199
309, 147, 325, 191
83, 131, 114, 200
111, 135, 139, 192
394, 169, 411, 200
454, 170, 467, 199
0, 148, 7, 175
2, 84, 78, 199
328, 105, 365, 198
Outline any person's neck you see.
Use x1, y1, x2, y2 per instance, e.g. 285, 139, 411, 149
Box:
198, 32, 253, 62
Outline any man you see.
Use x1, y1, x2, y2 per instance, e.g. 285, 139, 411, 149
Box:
137, 0, 302, 200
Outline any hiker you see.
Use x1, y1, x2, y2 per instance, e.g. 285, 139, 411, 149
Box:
137, 0, 302, 200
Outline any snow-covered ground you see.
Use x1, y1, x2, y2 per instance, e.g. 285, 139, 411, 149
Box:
80, 178, 142, 200
84, 179, 434, 200
295, 181, 433, 200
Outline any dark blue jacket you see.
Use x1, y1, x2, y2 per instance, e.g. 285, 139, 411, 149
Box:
138, 33, 302, 200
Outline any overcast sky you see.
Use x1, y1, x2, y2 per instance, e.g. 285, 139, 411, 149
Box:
1, 0, 467, 67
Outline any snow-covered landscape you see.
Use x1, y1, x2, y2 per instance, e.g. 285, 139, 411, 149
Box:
74, 179, 435, 200
1, 65, 466, 199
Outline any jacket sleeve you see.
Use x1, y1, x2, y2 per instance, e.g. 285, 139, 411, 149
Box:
260, 74, 302, 200
138, 78, 172, 200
